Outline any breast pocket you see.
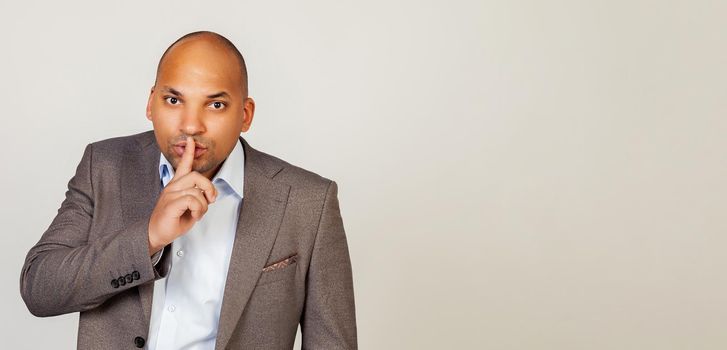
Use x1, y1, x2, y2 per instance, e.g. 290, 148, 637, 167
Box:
256, 254, 298, 286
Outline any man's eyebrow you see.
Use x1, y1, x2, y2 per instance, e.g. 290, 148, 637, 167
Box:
160, 86, 230, 99
206, 91, 230, 99
161, 86, 183, 96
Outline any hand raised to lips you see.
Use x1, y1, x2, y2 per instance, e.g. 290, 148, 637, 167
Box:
146, 136, 219, 256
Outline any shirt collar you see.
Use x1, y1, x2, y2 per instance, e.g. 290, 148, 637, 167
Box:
158, 138, 245, 199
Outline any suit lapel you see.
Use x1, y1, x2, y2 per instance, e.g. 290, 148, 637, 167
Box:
122, 131, 290, 348
215, 136, 290, 350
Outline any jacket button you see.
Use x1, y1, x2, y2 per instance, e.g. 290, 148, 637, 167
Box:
125, 274, 133, 283
118, 276, 126, 286
111, 279, 119, 288
132, 270, 140, 280
134, 336, 145, 348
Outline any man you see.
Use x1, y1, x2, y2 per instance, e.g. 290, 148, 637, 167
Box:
19, 31, 357, 349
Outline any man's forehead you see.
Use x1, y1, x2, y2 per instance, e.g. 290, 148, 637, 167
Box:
156, 58, 242, 93
159, 52, 238, 76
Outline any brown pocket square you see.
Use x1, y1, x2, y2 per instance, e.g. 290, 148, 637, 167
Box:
262, 254, 298, 272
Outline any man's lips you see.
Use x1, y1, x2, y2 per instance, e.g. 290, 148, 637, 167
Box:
173, 144, 207, 158
174, 141, 207, 149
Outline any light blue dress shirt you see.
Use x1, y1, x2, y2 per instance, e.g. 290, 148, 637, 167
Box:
146, 138, 244, 350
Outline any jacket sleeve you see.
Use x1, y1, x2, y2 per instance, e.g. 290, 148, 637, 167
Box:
19, 143, 168, 317
301, 180, 358, 349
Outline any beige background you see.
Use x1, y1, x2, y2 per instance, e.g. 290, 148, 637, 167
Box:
2, 0, 726, 349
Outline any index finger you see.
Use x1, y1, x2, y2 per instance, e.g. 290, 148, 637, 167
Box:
174, 136, 195, 179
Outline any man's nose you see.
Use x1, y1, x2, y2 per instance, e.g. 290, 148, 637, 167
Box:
180, 108, 206, 135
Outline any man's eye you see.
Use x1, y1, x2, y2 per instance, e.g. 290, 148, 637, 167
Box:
210, 101, 225, 110
165, 97, 179, 105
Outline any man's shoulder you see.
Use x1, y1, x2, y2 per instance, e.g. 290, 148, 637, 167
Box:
77, 130, 153, 169
87, 130, 152, 153
252, 145, 336, 196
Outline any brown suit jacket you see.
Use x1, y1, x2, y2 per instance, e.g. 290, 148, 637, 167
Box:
20, 130, 357, 349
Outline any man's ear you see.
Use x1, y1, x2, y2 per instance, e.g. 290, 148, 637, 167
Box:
240, 97, 255, 132
145, 86, 155, 121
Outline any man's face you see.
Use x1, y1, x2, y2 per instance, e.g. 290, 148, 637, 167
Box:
146, 39, 253, 180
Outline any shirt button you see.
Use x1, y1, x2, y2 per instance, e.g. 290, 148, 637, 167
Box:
168, 305, 176, 312
134, 336, 145, 348
176, 250, 184, 257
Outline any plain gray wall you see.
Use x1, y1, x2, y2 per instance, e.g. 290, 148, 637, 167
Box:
2, 0, 726, 349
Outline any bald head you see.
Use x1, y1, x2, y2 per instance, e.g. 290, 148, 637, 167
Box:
155, 31, 249, 97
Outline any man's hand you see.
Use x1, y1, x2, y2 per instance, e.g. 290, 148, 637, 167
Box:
147, 136, 218, 255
